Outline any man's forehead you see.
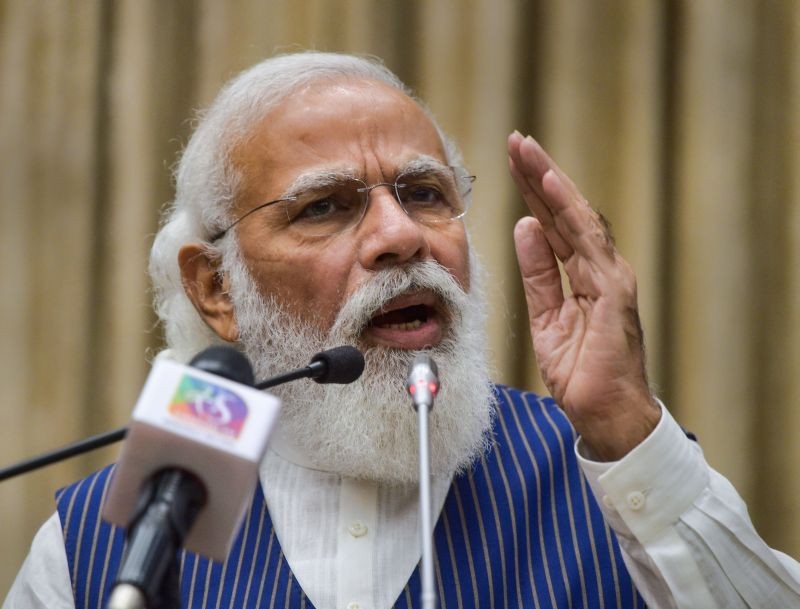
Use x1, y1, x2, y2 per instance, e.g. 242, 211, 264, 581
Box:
233, 77, 448, 201
264, 77, 431, 127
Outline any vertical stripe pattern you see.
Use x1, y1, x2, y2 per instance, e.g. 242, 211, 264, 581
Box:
57, 385, 646, 609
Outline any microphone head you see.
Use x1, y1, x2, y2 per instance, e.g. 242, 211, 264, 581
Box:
189, 346, 255, 387
406, 354, 440, 408
309, 346, 365, 384
409, 353, 438, 379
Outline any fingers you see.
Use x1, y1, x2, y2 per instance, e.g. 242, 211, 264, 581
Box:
540, 169, 616, 263
508, 155, 574, 260
508, 131, 615, 266
508, 131, 581, 205
514, 216, 564, 321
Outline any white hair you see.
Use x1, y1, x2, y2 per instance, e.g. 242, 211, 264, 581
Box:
224, 237, 494, 483
148, 52, 463, 360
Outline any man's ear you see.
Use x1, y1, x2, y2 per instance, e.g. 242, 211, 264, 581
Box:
178, 244, 238, 342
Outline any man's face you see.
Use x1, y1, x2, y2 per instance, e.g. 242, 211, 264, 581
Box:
228, 78, 471, 348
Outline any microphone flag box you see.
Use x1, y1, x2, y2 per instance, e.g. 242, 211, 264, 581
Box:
103, 359, 281, 561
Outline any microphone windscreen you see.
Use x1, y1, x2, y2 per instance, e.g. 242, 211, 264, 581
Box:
410, 353, 438, 378
189, 346, 255, 387
310, 346, 365, 384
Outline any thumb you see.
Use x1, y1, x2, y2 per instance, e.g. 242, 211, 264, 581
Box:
514, 216, 564, 321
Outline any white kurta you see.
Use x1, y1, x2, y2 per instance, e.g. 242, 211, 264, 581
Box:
5, 403, 800, 609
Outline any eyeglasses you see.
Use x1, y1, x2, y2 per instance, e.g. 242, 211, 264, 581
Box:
209, 165, 476, 241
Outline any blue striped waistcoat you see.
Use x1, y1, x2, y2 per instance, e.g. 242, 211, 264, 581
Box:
57, 385, 646, 609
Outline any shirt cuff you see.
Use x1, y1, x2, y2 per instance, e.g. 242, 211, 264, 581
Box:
576, 402, 710, 545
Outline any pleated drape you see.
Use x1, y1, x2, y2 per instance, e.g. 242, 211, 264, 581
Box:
1, 0, 798, 593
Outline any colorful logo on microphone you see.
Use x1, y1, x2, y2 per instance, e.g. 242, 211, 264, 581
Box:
168, 375, 248, 439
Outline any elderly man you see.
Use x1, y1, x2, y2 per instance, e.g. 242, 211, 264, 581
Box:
6, 52, 800, 609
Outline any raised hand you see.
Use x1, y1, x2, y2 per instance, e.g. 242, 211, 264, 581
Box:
508, 132, 661, 460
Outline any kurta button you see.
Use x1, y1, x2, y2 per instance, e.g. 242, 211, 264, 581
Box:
601, 494, 614, 509
346, 603, 360, 609
626, 490, 646, 511
348, 521, 368, 537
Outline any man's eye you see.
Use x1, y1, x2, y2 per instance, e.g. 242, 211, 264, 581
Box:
404, 185, 447, 207
296, 198, 338, 220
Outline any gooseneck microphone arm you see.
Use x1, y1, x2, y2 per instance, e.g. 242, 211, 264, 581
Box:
255, 345, 365, 389
0, 346, 365, 483
255, 367, 314, 390
406, 354, 440, 609
0, 427, 127, 482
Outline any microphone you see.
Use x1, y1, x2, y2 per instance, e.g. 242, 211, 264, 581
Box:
407, 354, 441, 609
406, 354, 440, 410
0, 347, 364, 483
255, 345, 365, 389
104, 347, 281, 609
105, 345, 366, 609
187, 346, 255, 386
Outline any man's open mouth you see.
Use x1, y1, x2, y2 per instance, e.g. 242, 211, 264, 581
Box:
369, 303, 431, 330
363, 292, 445, 349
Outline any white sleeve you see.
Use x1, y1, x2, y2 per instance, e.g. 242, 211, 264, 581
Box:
3, 511, 75, 609
577, 404, 800, 609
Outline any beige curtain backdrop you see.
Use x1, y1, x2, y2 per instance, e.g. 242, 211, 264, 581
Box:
1, 0, 798, 594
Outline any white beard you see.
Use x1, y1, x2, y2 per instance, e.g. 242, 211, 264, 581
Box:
223, 245, 496, 485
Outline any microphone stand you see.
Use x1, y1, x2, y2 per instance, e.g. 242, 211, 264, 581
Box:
407, 355, 440, 609
416, 397, 436, 609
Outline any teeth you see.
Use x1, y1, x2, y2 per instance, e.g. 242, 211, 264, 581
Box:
383, 319, 423, 331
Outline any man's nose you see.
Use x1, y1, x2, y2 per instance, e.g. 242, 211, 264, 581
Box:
356, 186, 430, 270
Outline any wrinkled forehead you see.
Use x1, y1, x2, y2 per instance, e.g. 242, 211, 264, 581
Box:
230, 77, 449, 204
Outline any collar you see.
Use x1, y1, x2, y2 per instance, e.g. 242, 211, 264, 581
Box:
266, 421, 331, 472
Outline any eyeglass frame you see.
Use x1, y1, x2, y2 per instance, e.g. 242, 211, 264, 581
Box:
208, 165, 476, 243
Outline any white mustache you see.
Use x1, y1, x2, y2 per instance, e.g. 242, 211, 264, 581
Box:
329, 261, 467, 340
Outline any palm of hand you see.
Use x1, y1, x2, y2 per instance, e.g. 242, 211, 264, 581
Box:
532, 286, 648, 425
509, 132, 658, 459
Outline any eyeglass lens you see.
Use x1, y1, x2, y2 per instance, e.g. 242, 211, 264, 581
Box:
278, 168, 473, 237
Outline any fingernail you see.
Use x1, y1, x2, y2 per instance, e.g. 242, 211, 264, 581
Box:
512, 129, 522, 137
543, 168, 562, 188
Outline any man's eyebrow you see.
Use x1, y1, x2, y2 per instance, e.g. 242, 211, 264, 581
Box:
396, 155, 450, 175
278, 155, 451, 198
279, 168, 359, 198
